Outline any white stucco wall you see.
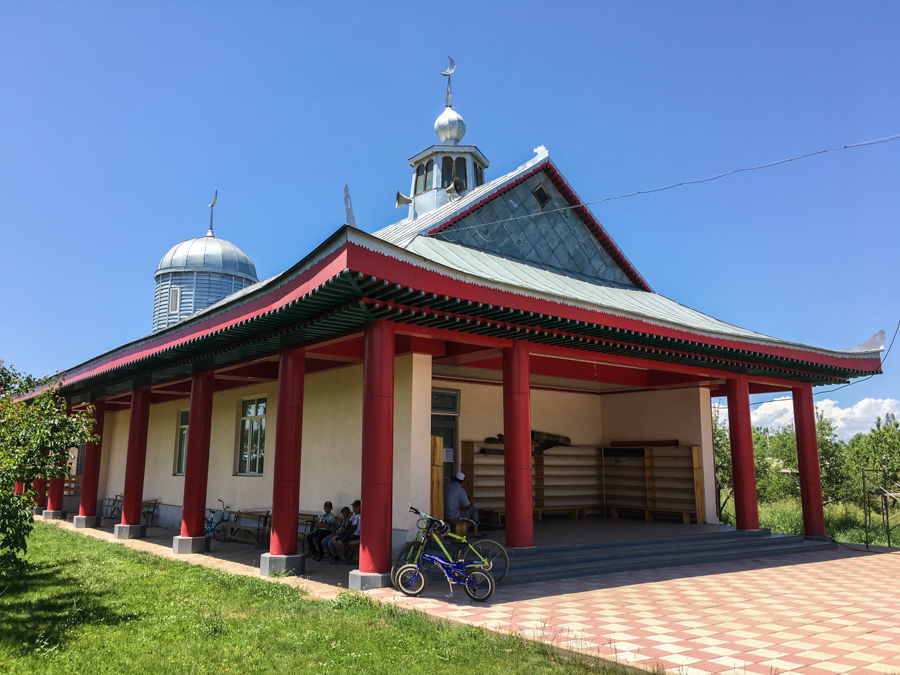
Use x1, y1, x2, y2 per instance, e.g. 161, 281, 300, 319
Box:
298, 365, 363, 513
600, 387, 718, 523
392, 354, 433, 544
96, 355, 433, 541
101, 408, 130, 501
445, 380, 604, 446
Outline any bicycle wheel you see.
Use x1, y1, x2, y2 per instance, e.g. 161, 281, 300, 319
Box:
390, 542, 420, 585
212, 522, 228, 542
463, 569, 495, 602
463, 539, 509, 584
395, 564, 427, 597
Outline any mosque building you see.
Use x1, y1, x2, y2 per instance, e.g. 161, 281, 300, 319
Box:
30, 63, 883, 588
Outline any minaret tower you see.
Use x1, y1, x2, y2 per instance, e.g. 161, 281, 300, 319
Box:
396, 58, 490, 220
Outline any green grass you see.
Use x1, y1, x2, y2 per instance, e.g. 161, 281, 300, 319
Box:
0, 523, 617, 675
720, 499, 896, 547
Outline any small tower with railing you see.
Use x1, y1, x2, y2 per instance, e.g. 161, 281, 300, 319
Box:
397, 59, 490, 220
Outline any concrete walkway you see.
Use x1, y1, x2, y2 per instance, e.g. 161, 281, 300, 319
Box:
42, 517, 900, 674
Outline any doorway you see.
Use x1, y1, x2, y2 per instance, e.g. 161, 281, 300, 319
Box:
431, 415, 458, 484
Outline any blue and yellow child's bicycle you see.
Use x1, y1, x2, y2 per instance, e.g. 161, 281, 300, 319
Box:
393, 506, 496, 601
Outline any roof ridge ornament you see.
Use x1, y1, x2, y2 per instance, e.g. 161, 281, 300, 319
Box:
435, 58, 466, 145
344, 184, 358, 229
207, 188, 218, 238
441, 56, 456, 108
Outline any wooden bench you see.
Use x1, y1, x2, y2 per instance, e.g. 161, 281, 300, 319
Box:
103, 494, 124, 520
483, 506, 587, 524
448, 521, 468, 536
141, 499, 160, 526
64, 475, 83, 496
610, 506, 695, 524
535, 506, 586, 521
224, 510, 271, 548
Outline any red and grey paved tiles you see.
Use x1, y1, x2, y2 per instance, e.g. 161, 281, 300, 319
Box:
368, 550, 900, 674
45, 519, 900, 674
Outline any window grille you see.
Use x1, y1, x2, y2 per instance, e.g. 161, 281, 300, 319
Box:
441, 157, 453, 188
424, 160, 434, 192
414, 163, 426, 195
454, 157, 467, 190
238, 397, 267, 476
175, 410, 189, 475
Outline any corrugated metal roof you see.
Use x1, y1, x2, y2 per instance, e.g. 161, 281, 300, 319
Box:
372, 150, 548, 248
404, 235, 778, 343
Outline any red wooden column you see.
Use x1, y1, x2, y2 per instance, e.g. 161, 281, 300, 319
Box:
503, 340, 534, 548
267, 347, 306, 563
32, 479, 48, 513
792, 383, 826, 537
117, 387, 151, 538
75, 400, 107, 527
359, 320, 395, 575
45, 475, 65, 517
14, 482, 25, 494
726, 374, 760, 530
174, 371, 216, 553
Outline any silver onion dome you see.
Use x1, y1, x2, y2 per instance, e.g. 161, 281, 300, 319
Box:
434, 106, 466, 145
155, 236, 258, 282
152, 233, 259, 333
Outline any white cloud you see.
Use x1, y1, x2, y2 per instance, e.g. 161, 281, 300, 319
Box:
712, 397, 900, 440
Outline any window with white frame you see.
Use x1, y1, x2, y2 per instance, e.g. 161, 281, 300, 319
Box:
174, 410, 189, 475
237, 397, 267, 476
169, 287, 180, 314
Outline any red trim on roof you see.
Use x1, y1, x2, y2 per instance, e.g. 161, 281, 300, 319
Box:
51, 234, 880, 395
345, 242, 882, 374
60, 246, 350, 388
423, 160, 652, 291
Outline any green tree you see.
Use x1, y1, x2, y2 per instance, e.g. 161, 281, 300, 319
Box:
846, 413, 900, 506
0, 361, 95, 574
712, 409, 733, 519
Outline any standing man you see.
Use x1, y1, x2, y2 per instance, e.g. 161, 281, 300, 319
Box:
444, 472, 482, 537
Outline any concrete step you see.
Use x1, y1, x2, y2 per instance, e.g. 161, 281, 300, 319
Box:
503, 535, 836, 586
507, 533, 808, 572
504, 528, 772, 561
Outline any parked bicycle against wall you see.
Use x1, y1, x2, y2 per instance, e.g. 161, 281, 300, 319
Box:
394, 508, 495, 601
392, 505, 509, 586
204, 499, 232, 541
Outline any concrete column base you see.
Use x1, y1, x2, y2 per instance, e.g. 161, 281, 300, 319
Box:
114, 524, 146, 539
73, 516, 102, 529
42, 510, 65, 520
260, 553, 305, 577
32, 507, 46, 516
348, 570, 391, 590
173, 535, 211, 554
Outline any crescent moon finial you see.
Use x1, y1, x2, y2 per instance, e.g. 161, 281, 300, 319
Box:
440, 56, 456, 76
441, 57, 456, 107
207, 188, 217, 237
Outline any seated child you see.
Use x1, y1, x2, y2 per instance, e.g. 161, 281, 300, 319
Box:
306, 501, 336, 561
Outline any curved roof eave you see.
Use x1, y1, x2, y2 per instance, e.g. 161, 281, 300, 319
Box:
43, 225, 882, 401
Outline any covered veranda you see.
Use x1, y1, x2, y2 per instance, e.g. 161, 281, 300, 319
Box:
47, 226, 880, 588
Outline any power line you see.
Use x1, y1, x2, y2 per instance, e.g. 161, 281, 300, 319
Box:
442, 132, 900, 238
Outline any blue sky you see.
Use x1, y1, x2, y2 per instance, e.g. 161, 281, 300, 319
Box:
1, 2, 897, 437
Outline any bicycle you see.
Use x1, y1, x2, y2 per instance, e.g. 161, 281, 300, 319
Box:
392, 505, 509, 586
394, 513, 495, 602
204, 499, 232, 541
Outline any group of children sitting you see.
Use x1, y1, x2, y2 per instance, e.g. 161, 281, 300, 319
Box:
305, 499, 361, 564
